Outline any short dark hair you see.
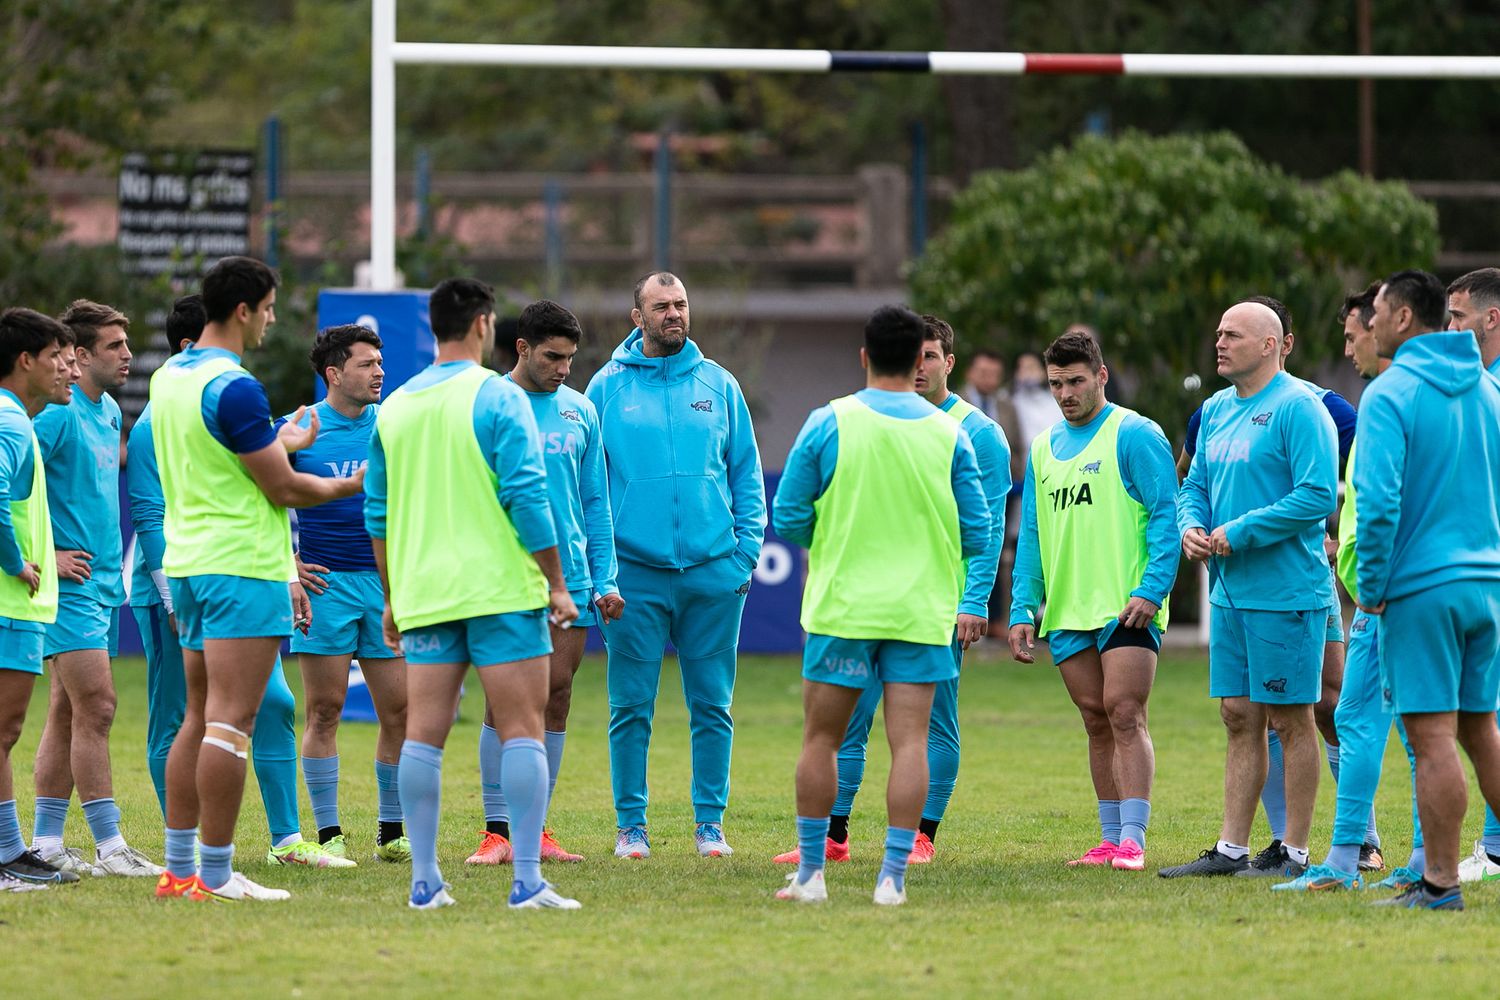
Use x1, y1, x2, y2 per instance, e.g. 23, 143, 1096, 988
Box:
970, 348, 1002, 365
0, 307, 70, 380
202, 256, 279, 324
1338, 281, 1382, 329
1238, 294, 1293, 339
1448, 267, 1500, 312
518, 299, 582, 346
1043, 329, 1103, 373
310, 324, 382, 384
166, 294, 207, 354
632, 271, 683, 312
429, 277, 496, 342
921, 314, 954, 356
864, 305, 925, 376
1381, 269, 1448, 331
58, 299, 129, 353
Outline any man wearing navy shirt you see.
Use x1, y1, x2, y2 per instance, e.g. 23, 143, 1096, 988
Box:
283, 325, 409, 864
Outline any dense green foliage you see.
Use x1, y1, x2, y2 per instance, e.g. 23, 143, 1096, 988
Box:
911, 131, 1439, 439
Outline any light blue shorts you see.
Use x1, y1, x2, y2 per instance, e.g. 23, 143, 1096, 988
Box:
291, 569, 398, 660
170, 575, 293, 652
569, 588, 597, 629
1379, 579, 1500, 715
402, 608, 551, 667
44, 592, 121, 657
0, 615, 46, 675
1046, 620, 1162, 666
802, 633, 958, 689
1325, 602, 1345, 644
1209, 605, 1322, 705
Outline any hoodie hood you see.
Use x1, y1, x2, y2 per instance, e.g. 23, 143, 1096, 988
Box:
610, 327, 706, 385
1392, 330, 1483, 396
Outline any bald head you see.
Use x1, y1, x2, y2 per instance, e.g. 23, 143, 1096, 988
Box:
1215, 300, 1284, 392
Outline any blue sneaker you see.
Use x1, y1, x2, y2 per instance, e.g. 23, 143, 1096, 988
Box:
1374, 866, 1423, 891
1271, 864, 1362, 892
1372, 880, 1463, 910
695, 822, 733, 858
408, 880, 455, 910
614, 826, 650, 860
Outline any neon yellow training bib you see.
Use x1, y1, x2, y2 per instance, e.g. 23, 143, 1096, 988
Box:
0, 395, 57, 623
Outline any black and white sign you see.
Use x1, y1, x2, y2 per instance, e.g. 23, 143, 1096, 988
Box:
117, 150, 254, 277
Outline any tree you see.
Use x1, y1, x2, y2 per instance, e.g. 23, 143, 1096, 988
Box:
909, 130, 1439, 441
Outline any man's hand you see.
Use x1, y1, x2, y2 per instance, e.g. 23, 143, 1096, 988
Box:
57, 549, 92, 583
297, 558, 330, 596
17, 561, 40, 597
1008, 623, 1037, 664
956, 613, 988, 650
381, 601, 401, 652
1356, 600, 1386, 615
1182, 528, 1213, 562
1208, 525, 1233, 556
1118, 596, 1161, 630
1323, 533, 1339, 562
595, 593, 625, 624
290, 581, 312, 635
548, 587, 579, 629
168, 611, 178, 637
277, 406, 320, 453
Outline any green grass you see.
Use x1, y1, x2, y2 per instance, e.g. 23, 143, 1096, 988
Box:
3, 647, 1497, 999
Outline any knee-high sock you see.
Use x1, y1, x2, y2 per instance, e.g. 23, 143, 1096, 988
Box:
252, 659, 301, 846
302, 755, 340, 833
398, 740, 444, 893
834, 682, 882, 819
879, 826, 917, 892
923, 675, 961, 824
479, 723, 508, 824
1261, 730, 1287, 841
502, 738, 548, 891
140, 604, 184, 817
374, 760, 403, 824
544, 730, 566, 806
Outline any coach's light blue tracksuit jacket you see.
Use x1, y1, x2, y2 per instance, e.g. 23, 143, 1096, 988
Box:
585, 328, 767, 828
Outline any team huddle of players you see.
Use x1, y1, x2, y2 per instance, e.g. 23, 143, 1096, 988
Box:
0, 256, 1496, 912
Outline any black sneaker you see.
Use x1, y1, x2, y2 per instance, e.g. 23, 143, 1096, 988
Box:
0, 849, 81, 885
1358, 843, 1385, 873
1235, 842, 1308, 879
1158, 847, 1250, 878
1372, 880, 1463, 910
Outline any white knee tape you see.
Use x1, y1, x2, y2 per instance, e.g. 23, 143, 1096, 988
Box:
203, 721, 250, 760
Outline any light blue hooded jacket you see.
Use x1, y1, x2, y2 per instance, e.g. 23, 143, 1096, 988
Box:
1353, 330, 1500, 606
585, 329, 766, 572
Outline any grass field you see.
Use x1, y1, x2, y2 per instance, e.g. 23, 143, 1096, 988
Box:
4, 645, 1498, 999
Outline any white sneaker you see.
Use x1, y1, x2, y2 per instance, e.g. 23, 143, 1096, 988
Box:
694, 822, 733, 857
95, 845, 166, 877
230, 871, 291, 901
775, 870, 828, 903
409, 881, 455, 910
873, 875, 907, 906
614, 826, 650, 859
34, 845, 101, 877
1457, 840, 1500, 884
509, 881, 582, 910
0, 873, 49, 893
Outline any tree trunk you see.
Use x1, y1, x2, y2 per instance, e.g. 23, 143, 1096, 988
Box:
938, 0, 1014, 182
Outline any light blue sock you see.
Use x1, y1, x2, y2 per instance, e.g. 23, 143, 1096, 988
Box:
1407, 844, 1426, 875
1324, 842, 1360, 875
1262, 730, 1287, 841
32, 795, 69, 842
399, 740, 445, 894
1119, 798, 1151, 849
1483, 805, 1500, 857
880, 826, 917, 892
147, 756, 169, 817
479, 724, 509, 823
81, 797, 123, 854
165, 827, 196, 879
1097, 799, 1122, 845
302, 754, 341, 832
1325, 741, 1340, 782
502, 737, 548, 893
198, 842, 234, 891
0, 800, 26, 863
796, 815, 829, 885
374, 760, 402, 823
544, 730, 566, 804
252, 659, 302, 844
